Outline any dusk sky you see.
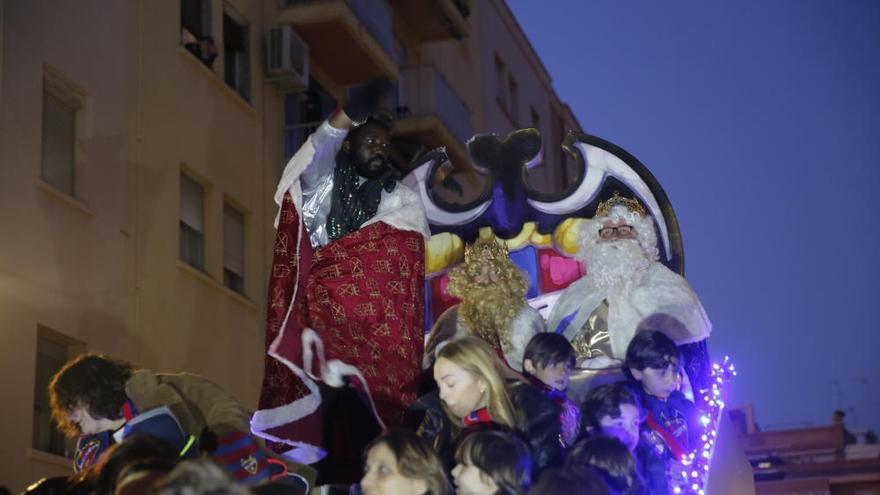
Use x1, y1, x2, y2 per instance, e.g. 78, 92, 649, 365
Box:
507, 0, 880, 432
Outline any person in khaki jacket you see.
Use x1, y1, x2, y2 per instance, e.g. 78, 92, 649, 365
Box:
49, 353, 315, 487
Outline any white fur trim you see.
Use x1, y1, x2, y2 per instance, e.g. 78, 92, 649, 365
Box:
252, 212, 328, 461
362, 182, 431, 239
503, 305, 546, 371
546, 262, 711, 359
253, 201, 389, 459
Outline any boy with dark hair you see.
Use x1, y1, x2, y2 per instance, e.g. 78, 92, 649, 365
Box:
522, 333, 580, 446
624, 330, 706, 494
623, 330, 702, 457
528, 466, 613, 495
564, 436, 645, 495
49, 354, 312, 486
581, 382, 669, 495
522, 333, 576, 392
581, 383, 642, 451
453, 429, 533, 495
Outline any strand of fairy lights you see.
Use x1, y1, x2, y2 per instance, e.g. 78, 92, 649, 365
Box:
674, 356, 737, 495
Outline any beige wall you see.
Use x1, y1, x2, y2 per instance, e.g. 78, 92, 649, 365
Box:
126, 0, 269, 401
0, 0, 582, 491
0, 0, 279, 490
0, 0, 131, 488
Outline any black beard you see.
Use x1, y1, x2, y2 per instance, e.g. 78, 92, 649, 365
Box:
326, 151, 398, 242
354, 155, 389, 180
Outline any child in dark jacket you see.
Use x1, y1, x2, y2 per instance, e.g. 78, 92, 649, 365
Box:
581, 382, 668, 495
624, 330, 705, 493
521, 333, 581, 447
565, 436, 645, 495
623, 330, 702, 456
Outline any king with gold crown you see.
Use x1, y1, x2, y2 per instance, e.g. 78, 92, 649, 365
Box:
546, 192, 712, 374
423, 238, 546, 371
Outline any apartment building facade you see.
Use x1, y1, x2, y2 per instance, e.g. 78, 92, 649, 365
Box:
731, 405, 880, 494
0, 0, 581, 489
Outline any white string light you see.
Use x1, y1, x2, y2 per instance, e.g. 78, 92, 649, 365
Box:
676, 356, 736, 494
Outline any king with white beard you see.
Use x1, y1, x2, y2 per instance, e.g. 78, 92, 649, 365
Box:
546, 194, 711, 369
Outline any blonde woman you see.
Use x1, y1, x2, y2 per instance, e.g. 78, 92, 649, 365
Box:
414, 337, 563, 473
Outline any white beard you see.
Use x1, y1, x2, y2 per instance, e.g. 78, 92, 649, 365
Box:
582, 239, 651, 297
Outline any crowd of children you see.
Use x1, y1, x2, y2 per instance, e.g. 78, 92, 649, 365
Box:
22, 327, 703, 495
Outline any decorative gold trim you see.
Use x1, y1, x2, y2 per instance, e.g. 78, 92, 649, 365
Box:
464, 237, 508, 264
596, 191, 646, 217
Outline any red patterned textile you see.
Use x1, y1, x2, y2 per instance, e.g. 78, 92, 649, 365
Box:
253, 193, 425, 462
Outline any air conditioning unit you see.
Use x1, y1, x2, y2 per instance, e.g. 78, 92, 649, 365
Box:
266, 25, 309, 91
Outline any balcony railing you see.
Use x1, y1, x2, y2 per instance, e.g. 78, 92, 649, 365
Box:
386, 0, 470, 41
394, 65, 472, 143
279, 0, 394, 58
344, 0, 394, 58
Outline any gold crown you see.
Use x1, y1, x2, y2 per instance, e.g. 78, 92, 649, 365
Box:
464, 238, 509, 264
596, 191, 646, 217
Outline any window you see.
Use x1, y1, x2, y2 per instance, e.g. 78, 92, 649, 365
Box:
494, 54, 507, 108
223, 203, 245, 294
41, 67, 86, 198
181, 0, 210, 39
392, 34, 406, 67
508, 75, 519, 124
180, 173, 205, 270
181, 0, 216, 68
41, 92, 76, 195
33, 326, 84, 457
531, 107, 541, 132
283, 78, 336, 162
223, 10, 250, 101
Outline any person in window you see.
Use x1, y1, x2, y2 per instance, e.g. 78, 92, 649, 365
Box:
181, 28, 217, 67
